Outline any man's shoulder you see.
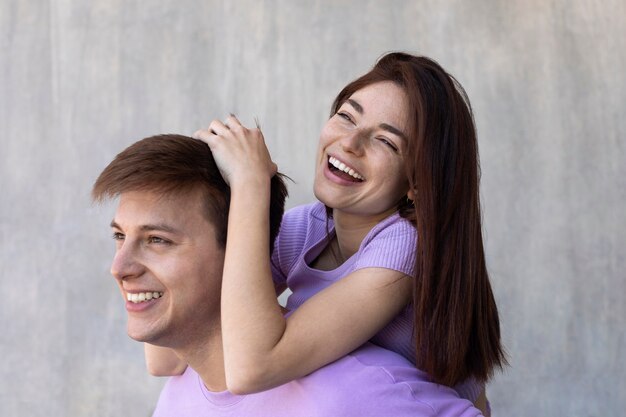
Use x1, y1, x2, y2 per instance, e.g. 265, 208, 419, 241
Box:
153, 346, 483, 417
301, 344, 483, 417
308, 343, 426, 389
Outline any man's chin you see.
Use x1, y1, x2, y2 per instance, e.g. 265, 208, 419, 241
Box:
126, 323, 159, 343
127, 322, 176, 347
127, 330, 151, 343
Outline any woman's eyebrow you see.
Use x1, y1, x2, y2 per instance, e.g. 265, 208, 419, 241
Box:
380, 123, 408, 142
347, 98, 407, 141
346, 99, 364, 114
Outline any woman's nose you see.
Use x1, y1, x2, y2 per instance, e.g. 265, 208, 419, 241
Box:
340, 129, 366, 156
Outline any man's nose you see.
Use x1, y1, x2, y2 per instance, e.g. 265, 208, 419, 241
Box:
110, 241, 143, 280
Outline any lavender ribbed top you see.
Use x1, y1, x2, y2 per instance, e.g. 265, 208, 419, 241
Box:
271, 202, 482, 402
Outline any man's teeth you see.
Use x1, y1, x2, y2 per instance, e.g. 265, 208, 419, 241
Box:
127, 292, 163, 303
328, 156, 364, 180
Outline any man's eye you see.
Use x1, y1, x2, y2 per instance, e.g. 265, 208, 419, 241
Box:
148, 236, 170, 244
112, 232, 125, 240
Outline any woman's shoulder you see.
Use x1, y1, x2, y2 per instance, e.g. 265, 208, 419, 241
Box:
353, 213, 417, 276
275, 201, 327, 252
272, 202, 327, 279
362, 213, 416, 248
281, 201, 327, 231
283, 201, 326, 220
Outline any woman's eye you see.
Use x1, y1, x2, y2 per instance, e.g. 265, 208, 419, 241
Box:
378, 137, 398, 152
337, 112, 353, 123
112, 232, 125, 240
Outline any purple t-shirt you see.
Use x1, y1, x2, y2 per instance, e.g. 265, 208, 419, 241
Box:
152, 343, 482, 417
271, 202, 482, 402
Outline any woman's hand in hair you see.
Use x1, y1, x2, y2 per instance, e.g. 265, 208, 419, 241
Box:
193, 115, 277, 188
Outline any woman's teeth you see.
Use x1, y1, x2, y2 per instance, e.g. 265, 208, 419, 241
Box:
328, 156, 364, 180
127, 292, 163, 303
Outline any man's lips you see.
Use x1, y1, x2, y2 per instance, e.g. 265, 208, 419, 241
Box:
126, 291, 163, 304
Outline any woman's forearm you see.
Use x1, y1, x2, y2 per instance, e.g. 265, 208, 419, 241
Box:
220, 177, 287, 393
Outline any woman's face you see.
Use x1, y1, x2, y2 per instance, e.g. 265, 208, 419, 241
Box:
314, 81, 410, 221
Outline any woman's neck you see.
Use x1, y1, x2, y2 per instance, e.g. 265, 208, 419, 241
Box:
332, 208, 396, 260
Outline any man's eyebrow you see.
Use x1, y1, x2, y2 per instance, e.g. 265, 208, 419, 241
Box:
110, 220, 181, 234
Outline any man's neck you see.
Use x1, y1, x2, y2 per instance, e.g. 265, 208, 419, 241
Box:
173, 331, 227, 392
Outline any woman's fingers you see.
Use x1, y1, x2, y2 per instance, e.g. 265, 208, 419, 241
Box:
192, 128, 215, 143
195, 116, 250, 144
208, 119, 232, 138
193, 117, 239, 147
192, 116, 276, 185
224, 114, 244, 131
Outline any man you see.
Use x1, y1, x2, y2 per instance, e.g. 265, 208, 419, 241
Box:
93, 134, 483, 416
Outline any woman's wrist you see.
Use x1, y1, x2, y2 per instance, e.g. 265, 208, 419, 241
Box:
229, 174, 272, 195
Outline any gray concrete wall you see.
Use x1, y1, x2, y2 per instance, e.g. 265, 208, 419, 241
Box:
1, 1, 624, 416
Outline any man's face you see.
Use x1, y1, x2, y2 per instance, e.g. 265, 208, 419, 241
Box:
109, 188, 224, 347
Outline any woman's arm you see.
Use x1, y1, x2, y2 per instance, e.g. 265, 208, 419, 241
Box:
144, 344, 187, 376
194, 117, 412, 394
226, 189, 412, 394
223, 264, 412, 394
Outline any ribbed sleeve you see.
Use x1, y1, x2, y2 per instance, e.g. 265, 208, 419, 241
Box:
353, 212, 417, 277
270, 204, 316, 286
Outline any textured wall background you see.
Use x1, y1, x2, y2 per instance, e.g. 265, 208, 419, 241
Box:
1, 1, 624, 416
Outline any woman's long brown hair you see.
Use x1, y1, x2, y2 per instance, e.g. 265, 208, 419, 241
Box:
331, 53, 507, 386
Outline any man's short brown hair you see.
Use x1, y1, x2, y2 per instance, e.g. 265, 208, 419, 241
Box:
92, 134, 287, 248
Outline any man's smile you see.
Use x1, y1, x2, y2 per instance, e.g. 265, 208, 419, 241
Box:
126, 291, 164, 303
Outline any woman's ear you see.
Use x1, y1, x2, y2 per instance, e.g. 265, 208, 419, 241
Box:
407, 189, 416, 202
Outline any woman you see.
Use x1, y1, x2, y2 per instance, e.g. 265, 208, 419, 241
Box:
152, 52, 505, 414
